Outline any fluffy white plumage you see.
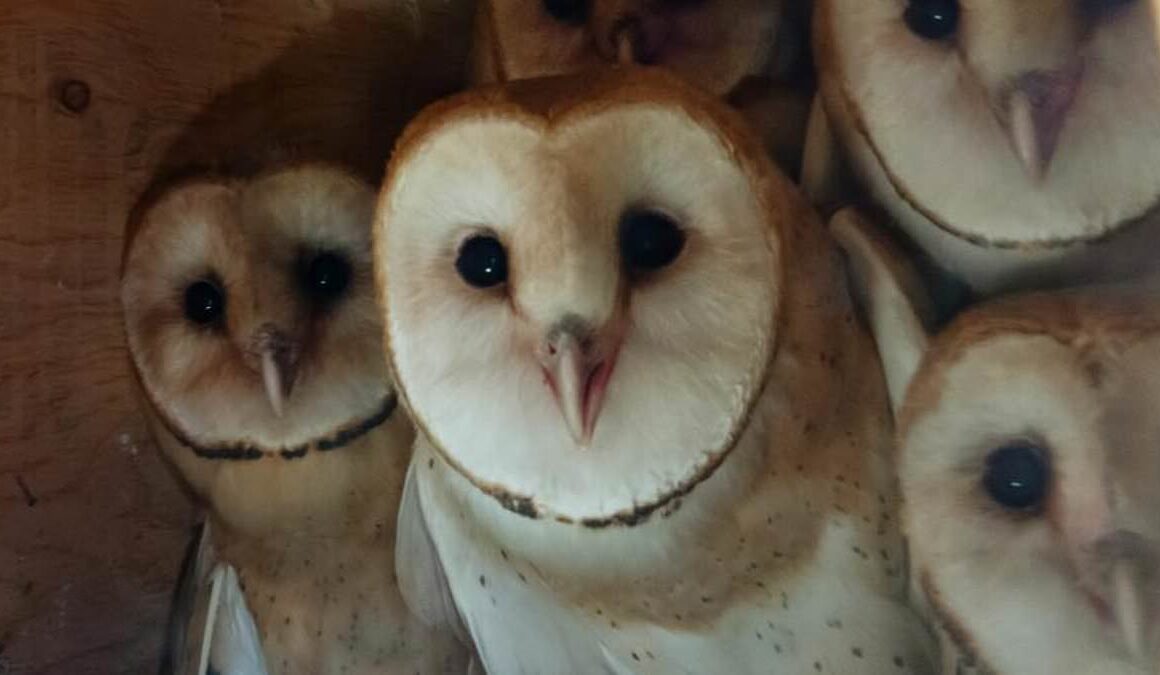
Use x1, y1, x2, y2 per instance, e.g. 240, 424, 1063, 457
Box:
834, 207, 1160, 675
122, 164, 468, 674
808, 0, 1160, 297
172, 523, 268, 675
380, 69, 936, 674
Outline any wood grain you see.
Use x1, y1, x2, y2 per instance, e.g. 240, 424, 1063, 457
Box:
0, 2, 471, 672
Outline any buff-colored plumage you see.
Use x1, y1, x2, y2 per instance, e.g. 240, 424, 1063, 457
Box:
378, 68, 936, 674
469, 0, 814, 175
808, 0, 1160, 299
121, 164, 468, 675
834, 207, 1160, 675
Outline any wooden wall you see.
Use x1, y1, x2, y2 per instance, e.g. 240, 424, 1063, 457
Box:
0, 2, 471, 672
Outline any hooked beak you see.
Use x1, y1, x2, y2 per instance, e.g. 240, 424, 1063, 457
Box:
261, 349, 290, 417
1068, 526, 1158, 662
1110, 560, 1149, 659
538, 328, 617, 446
1003, 67, 1081, 181
252, 327, 298, 418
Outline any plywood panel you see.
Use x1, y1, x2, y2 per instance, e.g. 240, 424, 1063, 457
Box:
0, 2, 472, 672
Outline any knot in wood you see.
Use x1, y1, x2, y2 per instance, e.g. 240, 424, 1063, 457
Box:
58, 80, 91, 114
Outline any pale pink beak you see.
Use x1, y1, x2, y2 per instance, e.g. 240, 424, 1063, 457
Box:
1062, 508, 1156, 660
539, 328, 616, 446
251, 325, 298, 418
1109, 558, 1149, 660
261, 349, 289, 418
1004, 67, 1081, 181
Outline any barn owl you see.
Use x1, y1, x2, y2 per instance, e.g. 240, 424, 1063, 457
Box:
832, 207, 1160, 675
378, 68, 936, 674
468, 0, 814, 175
807, 0, 1160, 299
120, 163, 469, 674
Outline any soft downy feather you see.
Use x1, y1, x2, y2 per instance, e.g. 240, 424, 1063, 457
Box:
810, 0, 1160, 297
383, 70, 937, 675
399, 432, 938, 675
395, 458, 468, 644
165, 521, 268, 675
206, 565, 268, 675
400, 438, 629, 673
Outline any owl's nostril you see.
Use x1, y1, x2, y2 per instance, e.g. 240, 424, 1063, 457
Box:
246, 325, 301, 382
250, 324, 297, 362
546, 314, 595, 352
999, 67, 1081, 180
1091, 530, 1158, 577
248, 325, 300, 417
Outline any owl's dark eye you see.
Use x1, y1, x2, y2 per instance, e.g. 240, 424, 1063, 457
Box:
904, 0, 959, 40
543, 0, 589, 24
456, 234, 508, 289
300, 251, 352, 305
982, 443, 1050, 511
184, 279, 226, 326
619, 209, 686, 271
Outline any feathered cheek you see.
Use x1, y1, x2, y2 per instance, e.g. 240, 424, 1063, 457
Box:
153, 325, 199, 380
508, 317, 546, 358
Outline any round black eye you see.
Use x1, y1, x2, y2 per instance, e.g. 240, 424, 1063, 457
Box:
904, 0, 959, 40
619, 209, 686, 271
983, 443, 1050, 511
543, 0, 589, 24
456, 235, 508, 289
184, 279, 225, 326
301, 251, 352, 304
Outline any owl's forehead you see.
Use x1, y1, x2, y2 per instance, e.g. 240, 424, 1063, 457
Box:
409, 105, 727, 171
904, 318, 1160, 438
238, 168, 372, 253
133, 169, 371, 278
130, 180, 244, 274
390, 104, 759, 241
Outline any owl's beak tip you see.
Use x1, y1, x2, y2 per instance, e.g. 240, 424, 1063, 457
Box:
1003, 68, 1081, 181
260, 347, 296, 418
1110, 560, 1147, 659
539, 328, 616, 447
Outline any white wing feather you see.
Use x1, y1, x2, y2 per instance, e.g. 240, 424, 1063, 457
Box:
396, 455, 470, 644
165, 521, 268, 675
412, 433, 935, 674
204, 564, 268, 675
408, 440, 606, 673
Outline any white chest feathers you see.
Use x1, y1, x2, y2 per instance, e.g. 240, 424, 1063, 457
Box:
397, 440, 936, 675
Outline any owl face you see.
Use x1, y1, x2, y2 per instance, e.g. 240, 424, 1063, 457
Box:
122, 165, 392, 459
474, 0, 780, 95
898, 294, 1160, 673
379, 70, 779, 524
816, 0, 1160, 248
